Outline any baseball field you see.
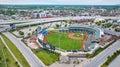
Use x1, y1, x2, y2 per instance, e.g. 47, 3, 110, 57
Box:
46, 31, 87, 50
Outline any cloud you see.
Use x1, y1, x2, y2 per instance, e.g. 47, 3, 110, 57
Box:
0, 0, 119, 5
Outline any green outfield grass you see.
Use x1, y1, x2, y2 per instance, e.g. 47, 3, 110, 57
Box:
35, 50, 59, 66
46, 32, 83, 50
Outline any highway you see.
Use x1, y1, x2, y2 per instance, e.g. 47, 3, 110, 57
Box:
0, 16, 120, 25
1, 16, 120, 32
84, 40, 120, 67
3, 32, 45, 67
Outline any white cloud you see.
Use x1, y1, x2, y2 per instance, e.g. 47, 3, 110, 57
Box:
0, 0, 119, 5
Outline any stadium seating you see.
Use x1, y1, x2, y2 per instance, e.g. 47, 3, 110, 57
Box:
39, 29, 48, 36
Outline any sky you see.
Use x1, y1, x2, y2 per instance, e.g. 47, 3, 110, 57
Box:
0, 0, 120, 5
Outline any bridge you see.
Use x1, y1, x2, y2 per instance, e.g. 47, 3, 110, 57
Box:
0, 16, 120, 32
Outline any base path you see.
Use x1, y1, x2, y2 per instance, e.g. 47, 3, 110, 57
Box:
68, 33, 84, 40
68, 33, 88, 50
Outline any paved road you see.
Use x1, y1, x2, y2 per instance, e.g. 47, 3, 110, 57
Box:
1, 16, 120, 25
1, 16, 120, 32
108, 55, 120, 67
3, 32, 45, 67
84, 40, 120, 67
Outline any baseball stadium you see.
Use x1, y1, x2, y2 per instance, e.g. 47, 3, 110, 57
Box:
37, 23, 103, 54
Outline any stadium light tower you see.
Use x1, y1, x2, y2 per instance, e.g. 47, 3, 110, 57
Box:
59, 32, 61, 51
58, 33, 60, 50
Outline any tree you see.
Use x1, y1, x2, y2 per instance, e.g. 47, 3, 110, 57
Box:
107, 56, 110, 59
105, 62, 109, 65
115, 28, 120, 32
102, 20, 105, 23
65, 24, 67, 27
15, 61, 18, 65
0, 57, 1, 61
27, 33, 31, 37
32, 31, 35, 34
56, 24, 60, 28
19, 31, 24, 35
112, 25, 117, 29
6, 58, 9, 62
91, 20, 94, 23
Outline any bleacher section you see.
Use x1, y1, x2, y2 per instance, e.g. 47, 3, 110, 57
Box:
37, 29, 56, 51
38, 38, 55, 50
39, 29, 48, 36
37, 34, 44, 41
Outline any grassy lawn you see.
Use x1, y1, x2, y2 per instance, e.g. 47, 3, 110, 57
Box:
46, 32, 83, 50
35, 50, 59, 66
0, 38, 18, 67
0, 33, 30, 67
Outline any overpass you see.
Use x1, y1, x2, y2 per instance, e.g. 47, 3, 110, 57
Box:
0, 16, 120, 25
0, 16, 120, 32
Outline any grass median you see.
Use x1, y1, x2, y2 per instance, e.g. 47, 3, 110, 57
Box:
0, 38, 18, 67
0, 33, 30, 67
101, 49, 120, 67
